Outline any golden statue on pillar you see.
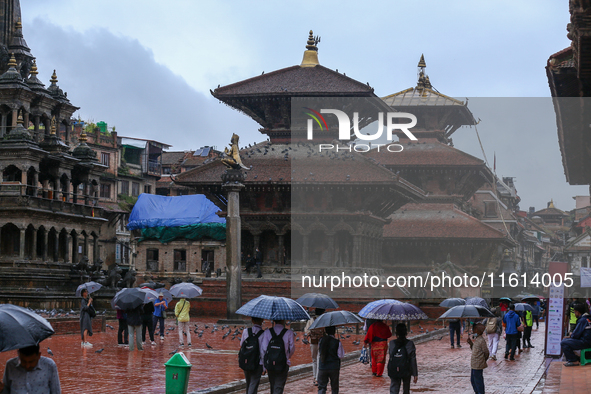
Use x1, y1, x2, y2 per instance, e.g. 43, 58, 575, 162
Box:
221, 133, 248, 170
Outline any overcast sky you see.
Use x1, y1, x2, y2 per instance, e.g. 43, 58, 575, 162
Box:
19, 0, 587, 211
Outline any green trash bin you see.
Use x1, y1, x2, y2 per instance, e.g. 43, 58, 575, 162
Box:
165, 352, 192, 394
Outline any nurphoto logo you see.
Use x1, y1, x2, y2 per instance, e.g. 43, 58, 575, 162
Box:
304, 108, 418, 152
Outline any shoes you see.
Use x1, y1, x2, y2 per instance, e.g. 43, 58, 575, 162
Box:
151, 341, 156, 345
83, 342, 93, 348
376, 375, 383, 378
504, 353, 509, 360
564, 361, 579, 367
509, 358, 515, 361
519, 349, 523, 353
491, 355, 497, 361
180, 343, 184, 346
160, 336, 164, 341
451, 345, 454, 348
372, 373, 377, 376
313, 380, 318, 386
188, 343, 192, 346
529, 345, 535, 348
457, 344, 462, 348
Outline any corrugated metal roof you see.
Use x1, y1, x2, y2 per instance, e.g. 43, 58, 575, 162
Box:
382, 88, 465, 107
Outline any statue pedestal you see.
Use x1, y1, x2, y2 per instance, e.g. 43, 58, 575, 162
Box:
222, 169, 246, 321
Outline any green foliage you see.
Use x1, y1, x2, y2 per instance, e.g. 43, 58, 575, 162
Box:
117, 193, 137, 212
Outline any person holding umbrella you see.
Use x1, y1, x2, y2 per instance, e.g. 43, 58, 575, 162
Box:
304, 308, 325, 386
1, 344, 61, 394
80, 289, 94, 348
317, 326, 344, 394
363, 320, 392, 377
126, 303, 144, 352
175, 297, 192, 346
153, 292, 168, 341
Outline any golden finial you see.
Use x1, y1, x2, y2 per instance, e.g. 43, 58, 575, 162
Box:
50, 70, 58, 84
7, 53, 17, 69
50, 116, 56, 135
30, 59, 38, 76
549, 199, 555, 208
301, 30, 320, 67
17, 110, 23, 125
418, 54, 426, 68
79, 129, 87, 143
15, 19, 22, 30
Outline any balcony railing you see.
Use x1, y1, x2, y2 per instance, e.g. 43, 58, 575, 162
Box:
146, 160, 161, 176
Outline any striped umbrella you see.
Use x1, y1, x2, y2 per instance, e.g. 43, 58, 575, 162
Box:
465, 297, 489, 309
360, 300, 428, 321
359, 299, 401, 317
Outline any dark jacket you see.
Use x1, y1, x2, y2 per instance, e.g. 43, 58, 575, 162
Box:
388, 339, 418, 377
126, 305, 143, 326
571, 313, 591, 344
318, 336, 341, 370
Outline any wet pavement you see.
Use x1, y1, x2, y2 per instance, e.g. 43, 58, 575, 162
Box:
541, 356, 591, 393
0, 319, 553, 393
283, 323, 548, 393
0, 316, 379, 393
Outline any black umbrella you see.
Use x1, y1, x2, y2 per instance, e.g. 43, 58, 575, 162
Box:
439, 298, 466, 308
514, 303, 534, 312
296, 293, 339, 309
438, 305, 495, 319
113, 288, 145, 310
309, 311, 363, 329
0, 304, 55, 352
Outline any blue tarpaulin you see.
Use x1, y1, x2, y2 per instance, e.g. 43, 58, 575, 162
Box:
127, 194, 225, 230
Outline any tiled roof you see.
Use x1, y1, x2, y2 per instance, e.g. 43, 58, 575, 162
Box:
364, 139, 485, 167
162, 151, 191, 165
533, 207, 569, 217
182, 156, 210, 167
382, 88, 465, 107
212, 65, 373, 96
173, 141, 426, 193
383, 203, 507, 240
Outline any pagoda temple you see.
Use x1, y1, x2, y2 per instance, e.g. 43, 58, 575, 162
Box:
366, 56, 513, 280
173, 32, 426, 277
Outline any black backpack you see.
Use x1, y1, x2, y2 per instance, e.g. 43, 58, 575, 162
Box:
239, 328, 264, 371
264, 328, 288, 372
388, 340, 411, 378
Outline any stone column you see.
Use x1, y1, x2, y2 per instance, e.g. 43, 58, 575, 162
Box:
42, 230, 48, 261
352, 235, 360, 268
11, 109, 17, 128
93, 236, 99, 263
278, 234, 284, 265
33, 115, 40, 141
302, 234, 309, 263
327, 234, 334, 265
64, 233, 70, 263
0, 113, 5, 137
83, 234, 89, 258
44, 118, 51, 136
53, 233, 58, 262
221, 169, 245, 322
31, 227, 37, 260
72, 234, 78, 265
19, 227, 25, 260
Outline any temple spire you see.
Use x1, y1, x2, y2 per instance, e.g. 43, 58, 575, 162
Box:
416, 54, 432, 91
0, 0, 23, 48
300, 30, 320, 67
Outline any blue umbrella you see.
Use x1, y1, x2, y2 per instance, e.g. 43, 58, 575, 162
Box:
360, 300, 428, 321
358, 299, 401, 317
296, 293, 339, 309
309, 311, 363, 329
75, 281, 103, 297
499, 297, 513, 302
170, 283, 203, 299
439, 298, 466, 308
465, 297, 489, 309
236, 295, 310, 321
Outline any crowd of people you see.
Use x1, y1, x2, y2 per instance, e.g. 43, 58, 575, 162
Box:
5, 296, 591, 394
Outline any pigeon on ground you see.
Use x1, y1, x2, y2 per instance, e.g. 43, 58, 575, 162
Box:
47, 348, 54, 357
206, 343, 213, 349
106, 324, 114, 330
95, 348, 104, 354
169, 349, 179, 355
302, 339, 310, 345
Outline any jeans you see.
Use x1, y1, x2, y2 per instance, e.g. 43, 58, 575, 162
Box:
117, 318, 128, 344
449, 322, 461, 346
533, 315, 539, 329
128, 325, 143, 351
487, 333, 499, 357
153, 315, 165, 338
390, 376, 411, 394
178, 321, 192, 345
141, 315, 154, 342
561, 338, 591, 362
505, 333, 518, 359
317, 369, 339, 394
244, 364, 263, 394
256, 262, 262, 278
470, 369, 484, 394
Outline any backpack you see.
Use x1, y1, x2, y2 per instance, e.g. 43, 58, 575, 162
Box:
239, 328, 264, 371
388, 340, 411, 378
263, 328, 288, 372
486, 318, 498, 334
